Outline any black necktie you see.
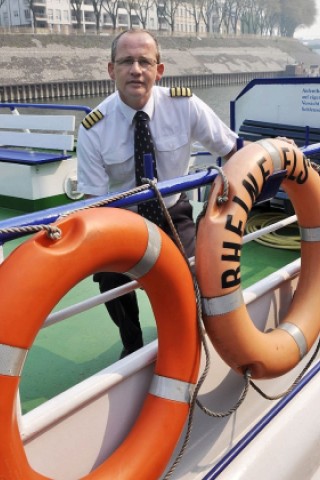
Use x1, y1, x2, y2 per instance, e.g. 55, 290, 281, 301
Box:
134, 111, 164, 226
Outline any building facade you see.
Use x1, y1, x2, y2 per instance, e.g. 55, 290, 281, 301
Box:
0, 0, 32, 28
0, 0, 208, 34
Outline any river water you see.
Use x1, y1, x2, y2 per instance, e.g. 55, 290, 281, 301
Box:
193, 85, 242, 124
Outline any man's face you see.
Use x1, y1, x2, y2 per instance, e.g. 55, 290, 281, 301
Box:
108, 32, 164, 110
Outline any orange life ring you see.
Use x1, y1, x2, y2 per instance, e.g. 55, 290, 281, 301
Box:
196, 138, 320, 379
0, 208, 200, 479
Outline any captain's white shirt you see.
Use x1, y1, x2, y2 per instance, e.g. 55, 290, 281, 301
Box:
77, 86, 238, 207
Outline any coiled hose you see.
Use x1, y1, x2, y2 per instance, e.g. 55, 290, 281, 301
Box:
245, 211, 300, 250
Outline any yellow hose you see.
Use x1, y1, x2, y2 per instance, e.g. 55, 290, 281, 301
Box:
245, 212, 300, 250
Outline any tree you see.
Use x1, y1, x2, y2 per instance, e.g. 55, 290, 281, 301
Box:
241, 0, 261, 34
125, 0, 153, 28
279, 0, 316, 37
186, 0, 205, 34
102, 0, 119, 31
213, 0, 229, 34
154, 0, 182, 33
90, 0, 105, 32
219, 0, 246, 35
226, 0, 245, 35
0, 0, 7, 26
70, 0, 84, 30
24, 0, 46, 32
260, 0, 281, 36
129, 0, 155, 29
200, 0, 217, 33
24, 0, 36, 29
240, 0, 316, 37
122, 0, 132, 28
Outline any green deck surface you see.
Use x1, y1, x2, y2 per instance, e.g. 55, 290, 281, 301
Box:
0, 205, 300, 414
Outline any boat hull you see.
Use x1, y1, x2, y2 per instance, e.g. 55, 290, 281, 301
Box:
18, 264, 319, 479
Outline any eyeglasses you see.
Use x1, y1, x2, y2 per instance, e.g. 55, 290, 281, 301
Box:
114, 57, 158, 70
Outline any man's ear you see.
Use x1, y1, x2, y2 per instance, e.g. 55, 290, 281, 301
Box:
108, 62, 115, 80
156, 63, 165, 81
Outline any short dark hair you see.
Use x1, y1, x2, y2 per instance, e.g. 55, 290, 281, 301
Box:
111, 29, 161, 63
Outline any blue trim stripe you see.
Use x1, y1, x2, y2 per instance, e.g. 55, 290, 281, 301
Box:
202, 360, 320, 480
234, 77, 320, 102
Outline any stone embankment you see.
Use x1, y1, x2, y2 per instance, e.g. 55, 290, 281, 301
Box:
1, 34, 319, 84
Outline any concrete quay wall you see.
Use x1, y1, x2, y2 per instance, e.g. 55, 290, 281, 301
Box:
1, 34, 319, 101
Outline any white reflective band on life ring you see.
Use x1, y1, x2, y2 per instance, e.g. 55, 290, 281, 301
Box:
300, 226, 320, 242
149, 374, 194, 404
126, 221, 161, 279
257, 139, 283, 171
277, 323, 308, 359
202, 288, 244, 316
0, 344, 28, 377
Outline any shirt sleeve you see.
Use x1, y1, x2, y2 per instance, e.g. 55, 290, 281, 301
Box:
189, 94, 238, 158
77, 123, 110, 196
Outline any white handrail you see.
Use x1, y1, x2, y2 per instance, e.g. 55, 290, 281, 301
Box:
16, 213, 299, 424
243, 215, 297, 243
44, 214, 299, 328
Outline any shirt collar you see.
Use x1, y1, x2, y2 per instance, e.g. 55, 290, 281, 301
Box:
117, 92, 155, 124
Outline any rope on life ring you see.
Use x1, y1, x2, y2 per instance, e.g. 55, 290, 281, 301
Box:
0, 208, 200, 480
196, 138, 320, 379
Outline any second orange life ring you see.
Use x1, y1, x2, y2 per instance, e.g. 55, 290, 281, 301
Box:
0, 208, 200, 479
196, 138, 320, 379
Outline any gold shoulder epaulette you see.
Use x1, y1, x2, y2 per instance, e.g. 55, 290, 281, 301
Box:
81, 109, 104, 130
170, 87, 192, 98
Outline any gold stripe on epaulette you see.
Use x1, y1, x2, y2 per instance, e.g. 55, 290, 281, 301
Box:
82, 109, 104, 130
170, 87, 192, 97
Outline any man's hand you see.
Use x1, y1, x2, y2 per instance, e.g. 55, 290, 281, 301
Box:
276, 136, 297, 147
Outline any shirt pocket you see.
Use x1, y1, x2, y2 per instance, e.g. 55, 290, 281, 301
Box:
103, 145, 135, 189
155, 133, 189, 154
154, 133, 190, 179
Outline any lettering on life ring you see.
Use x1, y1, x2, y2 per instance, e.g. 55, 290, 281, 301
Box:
196, 139, 320, 379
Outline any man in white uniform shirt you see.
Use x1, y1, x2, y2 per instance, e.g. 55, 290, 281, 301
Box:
77, 28, 239, 358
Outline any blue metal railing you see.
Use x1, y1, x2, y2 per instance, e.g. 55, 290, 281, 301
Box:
0, 163, 291, 244
0, 102, 92, 114
1, 145, 320, 244
0, 168, 218, 243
